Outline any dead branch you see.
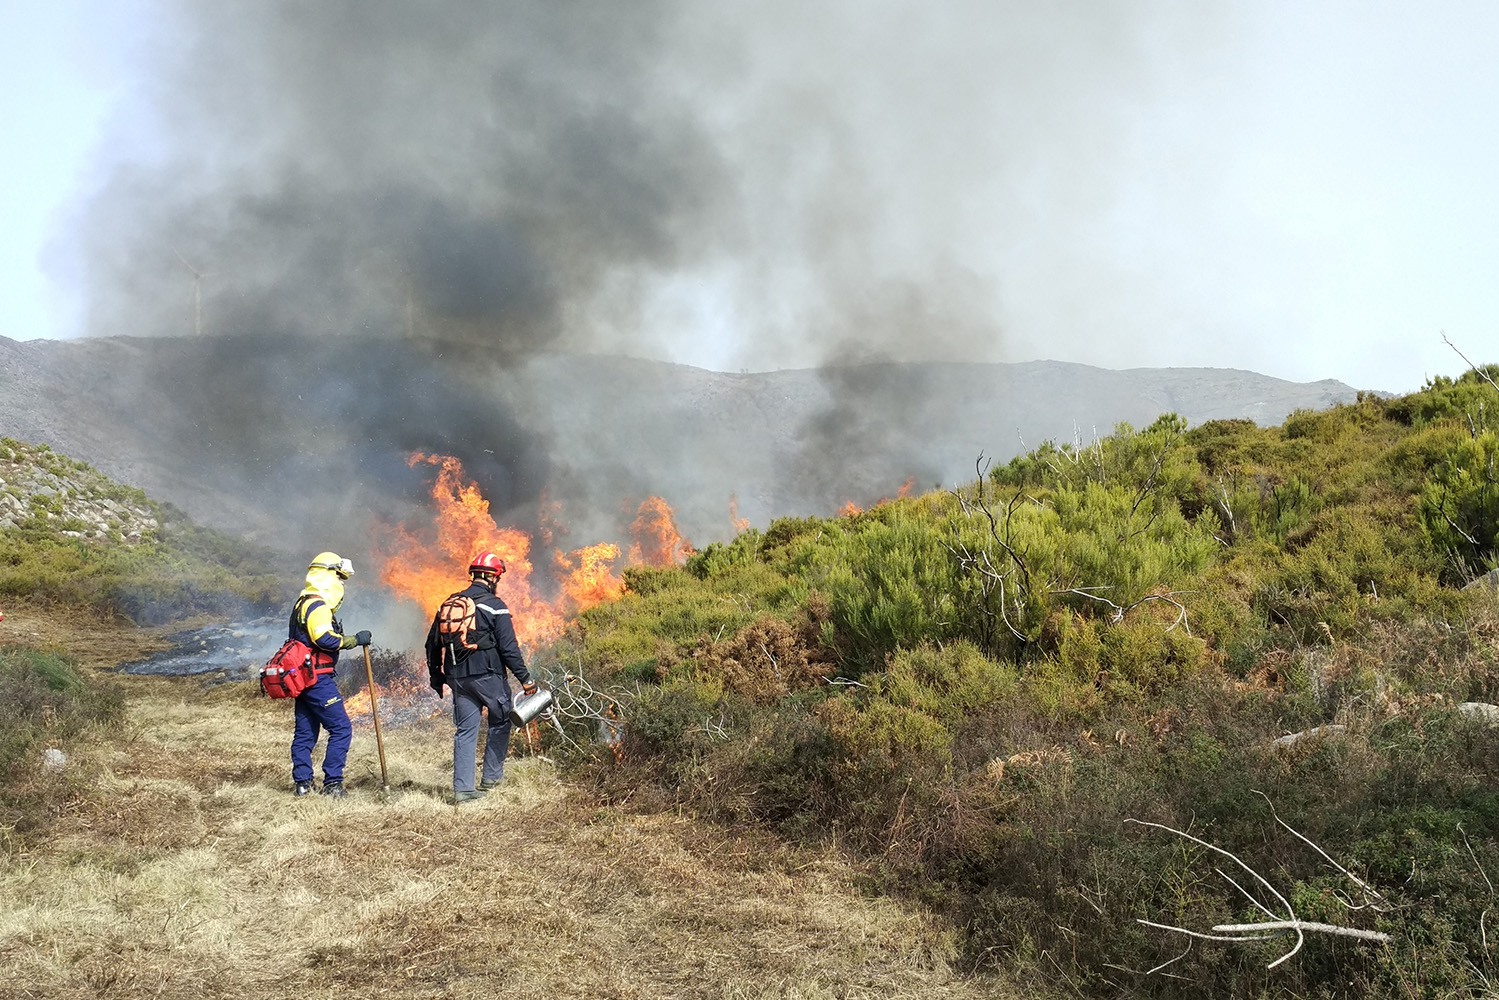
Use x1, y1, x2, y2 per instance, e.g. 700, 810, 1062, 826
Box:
1444, 332, 1499, 394
1459, 822, 1494, 953
1058, 588, 1192, 634
948, 461, 1038, 645
1211, 920, 1392, 942
1254, 790, 1383, 905
697, 712, 731, 742
1126, 808, 1392, 971
1137, 919, 1272, 943
1213, 476, 1239, 542
1435, 483, 1483, 550
992, 572, 1030, 642
1126, 426, 1181, 536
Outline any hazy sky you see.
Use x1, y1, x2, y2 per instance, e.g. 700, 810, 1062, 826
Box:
2, 1, 1496, 394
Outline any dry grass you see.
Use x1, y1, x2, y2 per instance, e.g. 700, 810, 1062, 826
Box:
0, 672, 1021, 1000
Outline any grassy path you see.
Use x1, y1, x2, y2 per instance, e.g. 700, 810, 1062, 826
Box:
1, 661, 1016, 999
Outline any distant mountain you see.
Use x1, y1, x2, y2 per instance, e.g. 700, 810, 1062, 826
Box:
0, 333, 1359, 558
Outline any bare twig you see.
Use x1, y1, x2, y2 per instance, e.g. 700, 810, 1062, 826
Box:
1435, 484, 1482, 549
1216, 867, 1280, 920
1213, 475, 1239, 542
1146, 939, 1194, 975
1059, 588, 1193, 634
1127, 426, 1181, 536
1253, 790, 1383, 903
1460, 822, 1494, 953
1444, 332, 1499, 393
1137, 919, 1271, 943
1126, 808, 1392, 970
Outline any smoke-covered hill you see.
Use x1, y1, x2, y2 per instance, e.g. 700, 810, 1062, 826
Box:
0, 332, 1357, 563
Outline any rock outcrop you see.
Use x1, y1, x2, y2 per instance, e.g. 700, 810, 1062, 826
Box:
0, 439, 160, 542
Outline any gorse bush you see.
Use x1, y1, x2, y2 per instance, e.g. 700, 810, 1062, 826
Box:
1420, 429, 1499, 579
553, 362, 1499, 998
0, 645, 125, 844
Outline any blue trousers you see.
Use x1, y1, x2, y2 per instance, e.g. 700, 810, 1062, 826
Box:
291, 674, 351, 784
451, 672, 512, 793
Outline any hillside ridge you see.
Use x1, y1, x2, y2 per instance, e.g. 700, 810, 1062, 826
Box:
0, 332, 1359, 555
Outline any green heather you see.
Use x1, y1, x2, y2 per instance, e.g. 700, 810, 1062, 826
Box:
3, 367, 1498, 996
544, 367, 1499, 998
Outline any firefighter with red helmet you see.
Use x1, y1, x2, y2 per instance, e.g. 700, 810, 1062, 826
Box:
289, 551, 372, 798
424, 550, 535, 804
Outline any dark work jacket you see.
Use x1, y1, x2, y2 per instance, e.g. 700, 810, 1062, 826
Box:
424, 580, 531, 697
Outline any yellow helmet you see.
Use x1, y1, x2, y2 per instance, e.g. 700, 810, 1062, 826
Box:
309, 551, 354, 580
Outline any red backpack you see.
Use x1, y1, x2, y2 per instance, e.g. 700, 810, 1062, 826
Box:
259, 595, 334, 698
259, 639, 316, 698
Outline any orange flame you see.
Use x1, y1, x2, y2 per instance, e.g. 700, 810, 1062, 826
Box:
344, 671, 429, 724
838, 477, 919, 519
377, 452, 566, 648
729, 494, 751, 535
555, 542, 626, 610
376, 455, 693, 657
628, 496, 694, 567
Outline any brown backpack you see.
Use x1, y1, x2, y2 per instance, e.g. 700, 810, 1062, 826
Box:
436, 593, 479, 664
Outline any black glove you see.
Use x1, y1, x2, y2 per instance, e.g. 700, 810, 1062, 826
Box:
354, 630, 372, 647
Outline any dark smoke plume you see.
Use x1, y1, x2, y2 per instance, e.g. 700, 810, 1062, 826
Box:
70, 2, 1223, 565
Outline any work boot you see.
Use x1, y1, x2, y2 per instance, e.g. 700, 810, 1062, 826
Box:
321, 782, 346, 799
294, 781, 313, 797
480, 777, 504, 790
454, 788, 488, 804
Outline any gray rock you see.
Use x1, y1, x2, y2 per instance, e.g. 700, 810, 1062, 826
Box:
1459, 702, 1499, 725
1464, 569, 1499, 592
1272, 724, 1347, 749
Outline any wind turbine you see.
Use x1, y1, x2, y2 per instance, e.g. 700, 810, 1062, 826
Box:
173, 249, 213, 336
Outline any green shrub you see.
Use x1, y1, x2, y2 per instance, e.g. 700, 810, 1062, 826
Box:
1386, 366, 1499, 428
1419, 429, 1499, 580
566, 366, 1499, 997
619, 678, 724, 766
0, 646, 125, 840
877, 641, 1020, 721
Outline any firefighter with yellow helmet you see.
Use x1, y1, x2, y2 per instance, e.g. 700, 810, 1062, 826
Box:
288, 551, 372, 798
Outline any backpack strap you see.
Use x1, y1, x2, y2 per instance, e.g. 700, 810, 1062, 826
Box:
291, 595, 337, 674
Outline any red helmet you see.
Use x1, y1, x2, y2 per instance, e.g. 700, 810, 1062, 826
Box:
470, 551, 506, 577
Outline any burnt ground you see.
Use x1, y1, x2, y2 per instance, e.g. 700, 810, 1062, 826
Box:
0, 598, 182, 670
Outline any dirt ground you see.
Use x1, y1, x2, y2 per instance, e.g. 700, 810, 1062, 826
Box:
0, 599, 182, 669
0, 602, 1024, 1000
